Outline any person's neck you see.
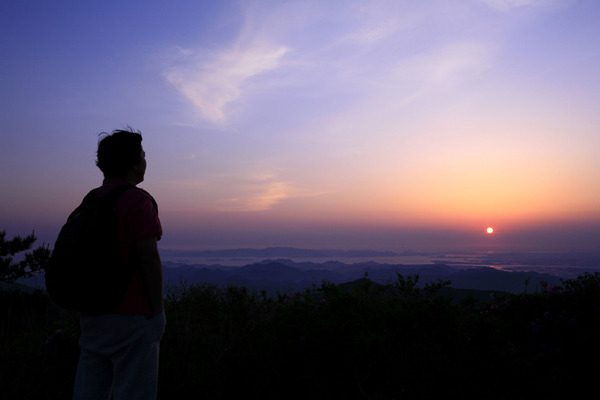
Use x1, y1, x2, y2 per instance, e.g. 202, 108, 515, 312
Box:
125, 170, 142, 186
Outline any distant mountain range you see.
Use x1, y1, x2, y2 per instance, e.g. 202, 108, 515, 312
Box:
9, 246, 598, 296
163, 258, 565, 295
160, 246, 410, 259
160, 246, 600, 267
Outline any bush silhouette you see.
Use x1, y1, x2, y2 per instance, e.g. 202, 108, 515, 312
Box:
2, 272, 600, 399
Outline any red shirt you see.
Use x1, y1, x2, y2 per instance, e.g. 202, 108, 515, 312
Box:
97, 179, 163, 314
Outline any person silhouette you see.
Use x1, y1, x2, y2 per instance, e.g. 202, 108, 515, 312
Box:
72, 128, 165, 400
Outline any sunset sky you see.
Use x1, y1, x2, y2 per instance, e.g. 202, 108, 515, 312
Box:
1, 0, 599, 252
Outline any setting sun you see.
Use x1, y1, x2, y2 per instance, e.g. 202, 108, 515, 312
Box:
486, 227, 494, 234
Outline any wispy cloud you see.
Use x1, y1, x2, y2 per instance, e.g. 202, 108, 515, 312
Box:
311, 40, 493, 138
164, 172, 294, 213
162, 1, 499, 127
396, 41, 492, 96
206, 165, 335, 213
477, 0, 568, 12
164, 41, 288, 123
216, 180, 292, 212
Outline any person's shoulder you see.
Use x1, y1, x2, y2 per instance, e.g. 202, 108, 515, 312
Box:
121, 186, 158, 210
126, 186, 152, 197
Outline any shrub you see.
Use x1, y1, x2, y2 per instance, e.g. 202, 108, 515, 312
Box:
2, 272, 600, 399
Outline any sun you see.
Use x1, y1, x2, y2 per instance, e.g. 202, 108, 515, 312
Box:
486, 227, 494, 234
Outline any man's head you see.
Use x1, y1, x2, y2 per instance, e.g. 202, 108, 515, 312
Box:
96, 128, 146, 184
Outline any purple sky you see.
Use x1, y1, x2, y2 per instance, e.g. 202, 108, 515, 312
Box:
1, 0, 599, 252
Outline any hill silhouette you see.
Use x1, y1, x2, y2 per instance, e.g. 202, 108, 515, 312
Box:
163, 258, 563, 294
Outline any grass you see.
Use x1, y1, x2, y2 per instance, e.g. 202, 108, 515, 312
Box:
2, 272, 600, 399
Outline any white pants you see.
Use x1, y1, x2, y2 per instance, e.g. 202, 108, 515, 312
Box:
73, 311, 166, 400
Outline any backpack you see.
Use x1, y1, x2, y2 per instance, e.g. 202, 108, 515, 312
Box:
45, 185, 137, 314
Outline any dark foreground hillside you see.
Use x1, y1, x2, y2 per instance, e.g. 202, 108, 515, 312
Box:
2, 272, 600, 399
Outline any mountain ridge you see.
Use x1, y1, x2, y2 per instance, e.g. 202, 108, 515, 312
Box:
163, 259, 564, 294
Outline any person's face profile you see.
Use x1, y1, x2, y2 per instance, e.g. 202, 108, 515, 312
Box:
130, 148, 147, 184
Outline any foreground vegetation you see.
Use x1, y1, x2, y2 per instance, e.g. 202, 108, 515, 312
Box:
1, 272, 600, 399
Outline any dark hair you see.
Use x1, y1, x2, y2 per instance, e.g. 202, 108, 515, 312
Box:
96, 128, 143, 179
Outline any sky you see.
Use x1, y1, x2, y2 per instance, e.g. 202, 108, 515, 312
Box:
1, 0, 599, 252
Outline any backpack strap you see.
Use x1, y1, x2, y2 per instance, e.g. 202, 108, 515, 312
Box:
75, 185, 161, 240
69, 185, 160, 238
68, 185, 135, 221
99, 184, 137, 206
81, 188, 99, 204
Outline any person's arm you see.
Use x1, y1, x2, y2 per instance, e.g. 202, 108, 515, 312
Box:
135, 237, 164, 317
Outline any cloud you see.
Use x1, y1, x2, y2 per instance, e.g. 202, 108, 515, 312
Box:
411, 41, 492, 88
162, 172, 294, 213
476, 0, 566, 12
162, 1, 498, 127
208, 167, 333, 213
215, 178, 292, 212
163, 40, 288, 124
327, 40, 493, 123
